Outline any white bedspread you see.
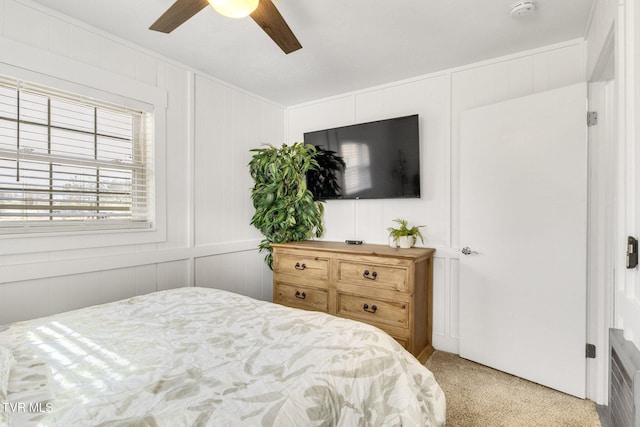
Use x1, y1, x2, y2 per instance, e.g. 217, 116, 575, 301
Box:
0, 287, 446, 426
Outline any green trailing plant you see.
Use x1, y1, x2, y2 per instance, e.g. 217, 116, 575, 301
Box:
249, 142, 325, 268
387, 218, 425, 245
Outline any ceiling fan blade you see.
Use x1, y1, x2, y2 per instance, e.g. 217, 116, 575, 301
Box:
250, 0, 302, 54
149, 0, 210, 33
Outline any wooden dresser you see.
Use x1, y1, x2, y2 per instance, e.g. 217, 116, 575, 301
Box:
271, 240, 435, 363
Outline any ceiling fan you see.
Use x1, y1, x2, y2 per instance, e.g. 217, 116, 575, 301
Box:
149, 0, 302, 54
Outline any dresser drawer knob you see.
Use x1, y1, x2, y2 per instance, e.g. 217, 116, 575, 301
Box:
294, 262, 307, 270
295, 291, 307, 299
363, 303, 378, 313
362, 270, 378, 280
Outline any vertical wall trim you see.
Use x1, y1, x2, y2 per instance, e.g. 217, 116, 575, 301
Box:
445, 72, 453, 249
187, 70, 196, 286
0, 0, 5, 37
351, 95, 358, 239
444, 257, 452, 340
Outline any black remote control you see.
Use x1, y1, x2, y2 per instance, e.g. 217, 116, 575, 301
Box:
345, 240, 363, 245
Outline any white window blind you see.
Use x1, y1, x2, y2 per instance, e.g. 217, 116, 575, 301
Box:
0, 76, 152, 233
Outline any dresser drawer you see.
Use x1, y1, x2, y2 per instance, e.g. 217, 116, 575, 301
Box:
336, 259, 408, 292
337, 293, 408, 330
274, 254, 329, 281
274, 282, 329, 312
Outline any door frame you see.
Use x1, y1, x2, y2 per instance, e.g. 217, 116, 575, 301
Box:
586, 27, 616, 405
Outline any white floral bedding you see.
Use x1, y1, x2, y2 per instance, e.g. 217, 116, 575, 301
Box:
0, 287, 445, 426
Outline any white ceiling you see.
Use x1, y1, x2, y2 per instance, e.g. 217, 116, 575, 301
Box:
28, 0, 594, 106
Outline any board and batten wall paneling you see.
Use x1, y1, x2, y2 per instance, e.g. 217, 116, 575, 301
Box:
286, 40, 586, 354
353, 75, 450, 247
4, 0, 49, 50
193, 74, 285, 247
287, 75, 456, 352
0, 0, 277, 321
192, 74, 283, 300
0, 0, 193, 304
194, 250, 273, 302
450, 44, 586, 247
158, 62, 190, 250
0, 260, 190, 324
287, 74, 450, 248
0, 0, 5, 37
0, 0, 183, 262
0, 0, 593, 359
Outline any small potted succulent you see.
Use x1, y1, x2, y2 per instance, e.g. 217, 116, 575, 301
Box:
387, 218, 425, 248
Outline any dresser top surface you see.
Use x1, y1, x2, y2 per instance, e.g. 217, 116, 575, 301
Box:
271, 240, 435, 259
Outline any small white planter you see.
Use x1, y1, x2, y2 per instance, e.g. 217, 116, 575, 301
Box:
397, 236, 414, 249
388, 236, 397, 248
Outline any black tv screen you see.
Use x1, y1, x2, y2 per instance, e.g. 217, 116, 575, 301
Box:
304, 114, 420, 200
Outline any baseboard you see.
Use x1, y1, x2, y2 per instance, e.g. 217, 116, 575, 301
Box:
432, 334, 459, 354
417, 344, 435, 364
596, 404, 612, 427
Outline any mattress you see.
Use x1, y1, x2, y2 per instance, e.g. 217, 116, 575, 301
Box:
0, 287, 446, 426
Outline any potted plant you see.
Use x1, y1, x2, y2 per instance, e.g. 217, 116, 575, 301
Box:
387, 218, 425, 248
249, 142, 325, 268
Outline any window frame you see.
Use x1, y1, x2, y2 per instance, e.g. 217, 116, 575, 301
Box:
0, 78, 152, 231
0, 52, 167, 255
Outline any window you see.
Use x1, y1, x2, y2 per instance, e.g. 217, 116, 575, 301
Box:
341, 142, 372, 195
0, 77, 152, 233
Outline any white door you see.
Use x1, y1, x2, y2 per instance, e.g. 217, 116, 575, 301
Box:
459, 83, 587, 398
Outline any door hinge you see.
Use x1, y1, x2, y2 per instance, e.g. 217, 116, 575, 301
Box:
586, 343, 596, 359
587, 111, 598, 127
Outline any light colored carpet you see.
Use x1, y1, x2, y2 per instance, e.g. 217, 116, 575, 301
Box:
425, 351, 601, 427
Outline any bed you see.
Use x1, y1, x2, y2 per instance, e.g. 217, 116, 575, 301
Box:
0, 287, 446, 426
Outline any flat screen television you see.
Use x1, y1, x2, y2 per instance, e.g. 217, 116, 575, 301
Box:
304, 114, 420, 200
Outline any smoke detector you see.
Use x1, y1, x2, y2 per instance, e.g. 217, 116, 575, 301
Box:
510, 1, 536, 17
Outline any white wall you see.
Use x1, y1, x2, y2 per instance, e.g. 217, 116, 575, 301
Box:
192, 74, 278, 301
287, 40, 586, 354
0, 0, 276, 324
585, 0, 640, 355
4, 1, 629, 382
617, 0, 640, 355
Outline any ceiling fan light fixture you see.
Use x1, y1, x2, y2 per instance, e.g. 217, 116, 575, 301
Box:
207, 0, 259, 18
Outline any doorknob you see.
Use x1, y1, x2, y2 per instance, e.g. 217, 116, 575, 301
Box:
461, 247, 478, 255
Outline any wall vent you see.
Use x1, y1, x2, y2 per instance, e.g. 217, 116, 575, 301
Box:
610, 329, 640, 427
